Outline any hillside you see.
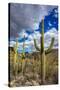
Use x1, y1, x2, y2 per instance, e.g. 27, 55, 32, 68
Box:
9, 48, 58, 86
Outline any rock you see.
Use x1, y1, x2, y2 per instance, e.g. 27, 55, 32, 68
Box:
25, 81, 32, 86
25, 73, 33, 79
31, 80, 39, 86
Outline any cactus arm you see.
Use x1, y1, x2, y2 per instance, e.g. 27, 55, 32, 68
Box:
41, 19, 44, 52
34, 39, 40, 51
45, 37, 54, 54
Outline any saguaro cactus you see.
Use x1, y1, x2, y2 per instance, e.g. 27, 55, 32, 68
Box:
14, 38, 18, 78
21, 35, 25, 74
34, 18, 54, 84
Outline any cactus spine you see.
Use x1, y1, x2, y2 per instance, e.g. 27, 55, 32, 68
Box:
34, 18, 54, 84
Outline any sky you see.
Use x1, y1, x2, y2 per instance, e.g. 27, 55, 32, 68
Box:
9, 3, 58, 53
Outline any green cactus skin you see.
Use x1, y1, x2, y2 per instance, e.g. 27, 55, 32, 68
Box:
34, 19, 54, 84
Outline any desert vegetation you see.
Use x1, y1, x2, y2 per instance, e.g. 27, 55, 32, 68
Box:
9, 48, 58, 87
8, 19, 58, 87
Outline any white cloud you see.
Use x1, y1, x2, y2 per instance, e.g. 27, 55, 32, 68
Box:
48, 21, 52, 27
54, 8, 58, 14
25, 39, 34, 45
44, 28, 58, 48
44, 28, 58, 37
31, 31, 41, 39
28, 34, 33, 40
32, 22, 39, 30
53, 8, 58, 18
19, 29, 28, 38
10, 41, 16, 47
10, 27, 58, 53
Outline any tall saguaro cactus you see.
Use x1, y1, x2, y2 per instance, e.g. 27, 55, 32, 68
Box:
21, 35, 25, 74
14, 38, 18, 78
34, 18, 54, 84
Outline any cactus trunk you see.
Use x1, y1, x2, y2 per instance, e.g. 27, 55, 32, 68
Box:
40, 19, 46, 84
41, 51, 46, 84
21, 35, 25, 75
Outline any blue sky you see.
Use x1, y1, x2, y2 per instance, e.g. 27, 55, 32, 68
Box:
9, 4, 58, 53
